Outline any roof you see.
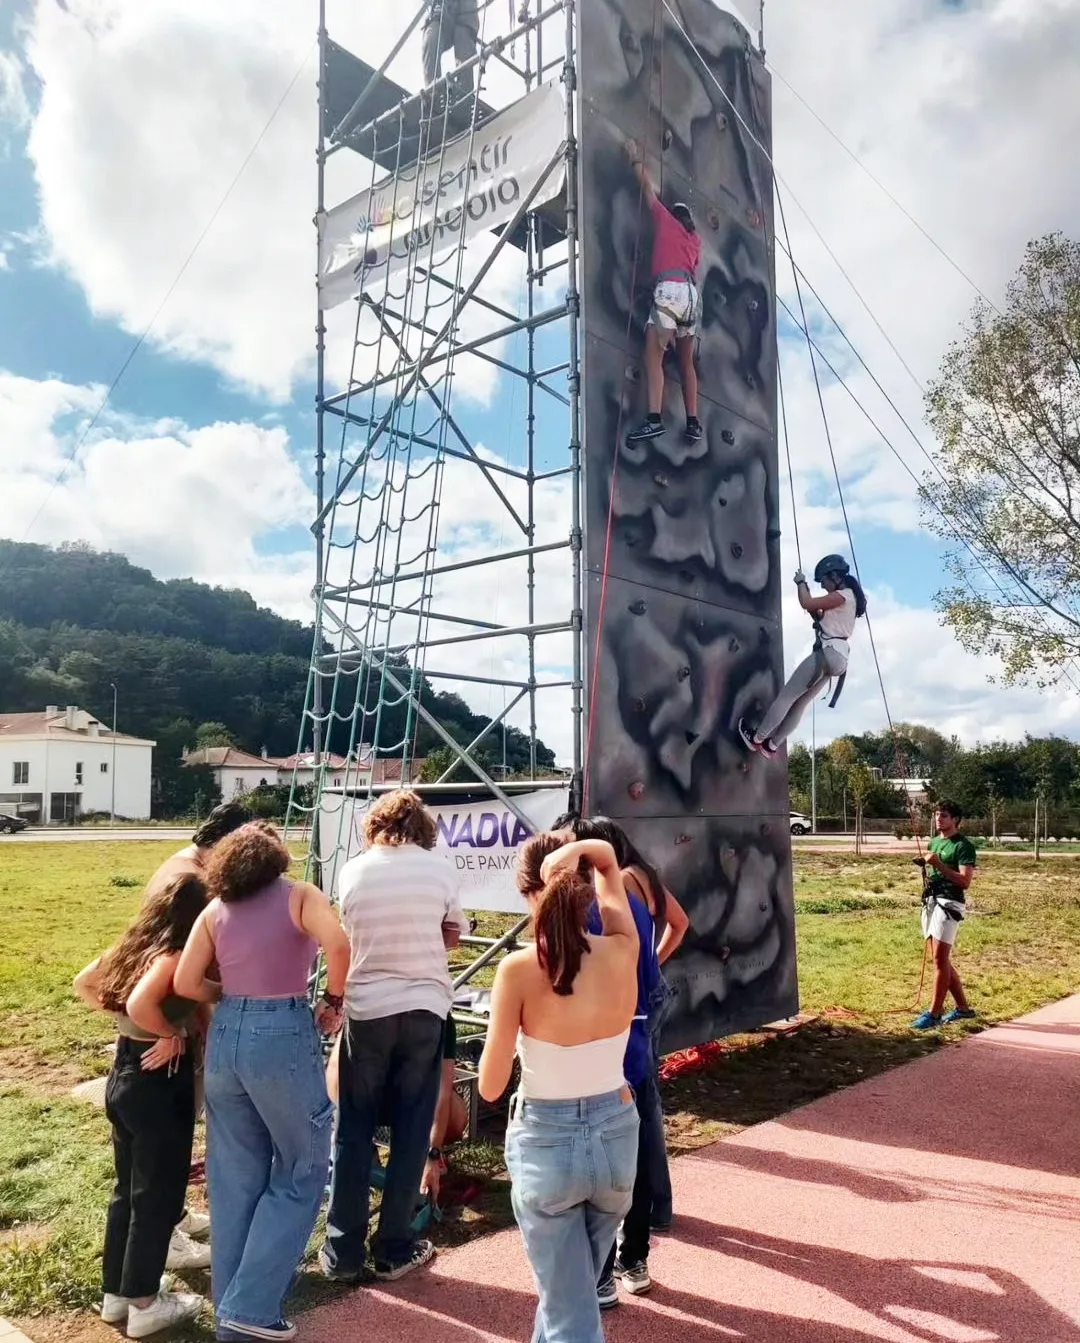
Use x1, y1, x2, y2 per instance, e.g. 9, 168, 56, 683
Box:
0, 711, 155, 746
183, 746, 275, 770
271, 752, 350, 771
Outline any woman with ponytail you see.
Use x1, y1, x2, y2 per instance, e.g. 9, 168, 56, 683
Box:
739, 553, 867, 757
479, 835, 640, 1343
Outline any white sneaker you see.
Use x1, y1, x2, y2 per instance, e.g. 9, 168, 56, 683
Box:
101, 1292, 130, 1324
101, 1277, 169, 1324
176, 1208, 211, 1239
126, 1290, 201, 1338
166, 1227, 211, 1271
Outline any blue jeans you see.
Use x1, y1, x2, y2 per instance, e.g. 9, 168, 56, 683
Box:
506, 1089, 638, 1343
323, 1010, 444, 1272
205, 997, 333, 1329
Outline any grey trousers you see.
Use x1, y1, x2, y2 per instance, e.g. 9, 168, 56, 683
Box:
422, 12, 479, 91
755, 646, 847, 747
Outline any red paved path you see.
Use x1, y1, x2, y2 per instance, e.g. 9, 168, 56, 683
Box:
304, 996, 1080, 1341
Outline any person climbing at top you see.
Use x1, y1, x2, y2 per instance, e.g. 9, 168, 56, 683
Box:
422, 0, 481, 101
623, 138, 703, 446
738, 554, 866, 757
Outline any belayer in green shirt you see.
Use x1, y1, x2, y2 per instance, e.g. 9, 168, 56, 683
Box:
911, 799, 978, 1030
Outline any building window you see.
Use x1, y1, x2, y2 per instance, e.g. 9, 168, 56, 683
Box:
100, 762, 109, 774
13, 762, 29, 786
75, 762, 84, 786
50, 793, 80, 824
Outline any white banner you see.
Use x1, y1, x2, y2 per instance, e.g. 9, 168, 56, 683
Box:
318, 82, 566, 309
317, 788, 570, 913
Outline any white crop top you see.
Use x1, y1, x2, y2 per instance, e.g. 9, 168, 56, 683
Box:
818, 587, 857, 648
516, 1028, 630, 1101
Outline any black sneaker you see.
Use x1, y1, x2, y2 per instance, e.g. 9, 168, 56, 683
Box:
614, 1258, 652, 1295
317, 1249, 368, 1284
216, 1322, 296, 1342
626, 415, 665, 444
737, 717, 760, 753
597, 1275, 618, 1309
685, 416, 703, 441
373, 1239, 436, 1281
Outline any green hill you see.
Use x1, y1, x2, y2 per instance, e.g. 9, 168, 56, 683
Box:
0, 540, 553, 816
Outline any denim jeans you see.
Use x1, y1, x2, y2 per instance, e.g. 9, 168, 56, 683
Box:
600, 1068, 665, 1279
205, 997, 333, 1329
506, 1089, 638, 1343
323, 1010, 444, 1272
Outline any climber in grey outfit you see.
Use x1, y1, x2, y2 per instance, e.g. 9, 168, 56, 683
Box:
422, 0, 481, 96
739, 555, 867, 758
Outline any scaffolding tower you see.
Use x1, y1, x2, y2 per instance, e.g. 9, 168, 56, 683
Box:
286, 0, 582, 890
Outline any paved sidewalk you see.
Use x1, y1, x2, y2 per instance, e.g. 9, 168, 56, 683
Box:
302, 994, 1080, 1341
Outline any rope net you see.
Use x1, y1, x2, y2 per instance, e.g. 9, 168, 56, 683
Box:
285, 2, 575, 888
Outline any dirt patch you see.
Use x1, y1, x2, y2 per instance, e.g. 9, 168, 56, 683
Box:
12, 1314, 121, 1343
0, 1047, 91, 1095
0, 1223, 49, 1250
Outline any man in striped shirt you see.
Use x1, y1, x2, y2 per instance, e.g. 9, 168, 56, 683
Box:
321, 789, 469, 1284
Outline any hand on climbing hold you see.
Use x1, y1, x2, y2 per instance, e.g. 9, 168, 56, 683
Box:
793, 569, 806, 585
625, 136, 641, 162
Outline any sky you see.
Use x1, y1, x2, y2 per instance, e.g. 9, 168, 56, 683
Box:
2, 0, 1080, 766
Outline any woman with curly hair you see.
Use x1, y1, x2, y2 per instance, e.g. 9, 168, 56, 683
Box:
175, 823, 350, 1343
73, 873, 209, 1338
479, 834, 640, 1343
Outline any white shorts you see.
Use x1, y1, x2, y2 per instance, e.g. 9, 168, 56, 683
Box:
922, 899, 963, 947
649, 279, 699, 340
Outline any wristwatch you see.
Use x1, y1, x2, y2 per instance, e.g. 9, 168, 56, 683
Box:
427, 1146, 442, 1161
321, 990, 344, 1010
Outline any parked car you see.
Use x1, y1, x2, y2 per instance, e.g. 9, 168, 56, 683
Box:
790, 812, 812, 836
0, 814, 29, 834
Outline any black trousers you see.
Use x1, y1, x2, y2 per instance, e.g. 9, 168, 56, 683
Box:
102, 1038, 196, 1299
600, 1070, 662, 1278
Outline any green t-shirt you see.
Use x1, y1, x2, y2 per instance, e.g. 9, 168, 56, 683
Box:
927, 833, 977, 902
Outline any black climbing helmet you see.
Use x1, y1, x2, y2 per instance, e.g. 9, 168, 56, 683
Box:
671, 201, 696, 233
814, 554, 850, 583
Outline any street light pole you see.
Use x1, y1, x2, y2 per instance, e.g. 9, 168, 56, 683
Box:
110, 683, 118, 825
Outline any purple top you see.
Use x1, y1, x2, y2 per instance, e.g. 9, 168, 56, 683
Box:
213, 876, 317, 997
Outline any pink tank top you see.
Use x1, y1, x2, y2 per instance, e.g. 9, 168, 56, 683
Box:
213, 876, 317, 997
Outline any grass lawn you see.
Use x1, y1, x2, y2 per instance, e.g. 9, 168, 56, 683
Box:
1, 841, 1078, 1340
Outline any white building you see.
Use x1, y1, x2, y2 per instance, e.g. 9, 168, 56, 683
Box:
0, 705, 155, 823
181, 746, 280, 800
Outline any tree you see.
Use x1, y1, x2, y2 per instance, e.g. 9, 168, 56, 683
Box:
194, 721, 237, 749
848, 762, 874, 855
923, 234, 1080, 684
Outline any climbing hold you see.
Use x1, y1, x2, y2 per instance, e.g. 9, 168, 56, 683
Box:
653, 472, 668, 488
629, 598, 648, 615
717, 113, 728, 131
721, 428, 735, 445
759, 822, 771, 837
707, 208, 721, 231
677, 665, 691, 681
678, 568, 694, 583
719, 946, 732, 963
747, 297, 760, 313
633, 696, 648, 713
625, 363, 641, 382
746, 207, 761, 228
730, 542, 743, 559
674, 833, 691, 846
662, 128, 673, 150
684, 730, 698, 745
716, 495, 728, 508
628, 780, 645, 800
728, 637, 740, 653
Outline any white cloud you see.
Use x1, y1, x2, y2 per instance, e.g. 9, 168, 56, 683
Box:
0, 369, 313, 592
5, 1, 1080, 763
0, 49, 30, 144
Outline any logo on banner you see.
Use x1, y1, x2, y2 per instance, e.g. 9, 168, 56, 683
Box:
318, 82, 566, 308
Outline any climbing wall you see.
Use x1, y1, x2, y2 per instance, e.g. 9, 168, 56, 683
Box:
577, 0, 797, 1049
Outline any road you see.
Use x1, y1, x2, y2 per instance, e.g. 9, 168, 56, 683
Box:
0, 827, 191, 843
